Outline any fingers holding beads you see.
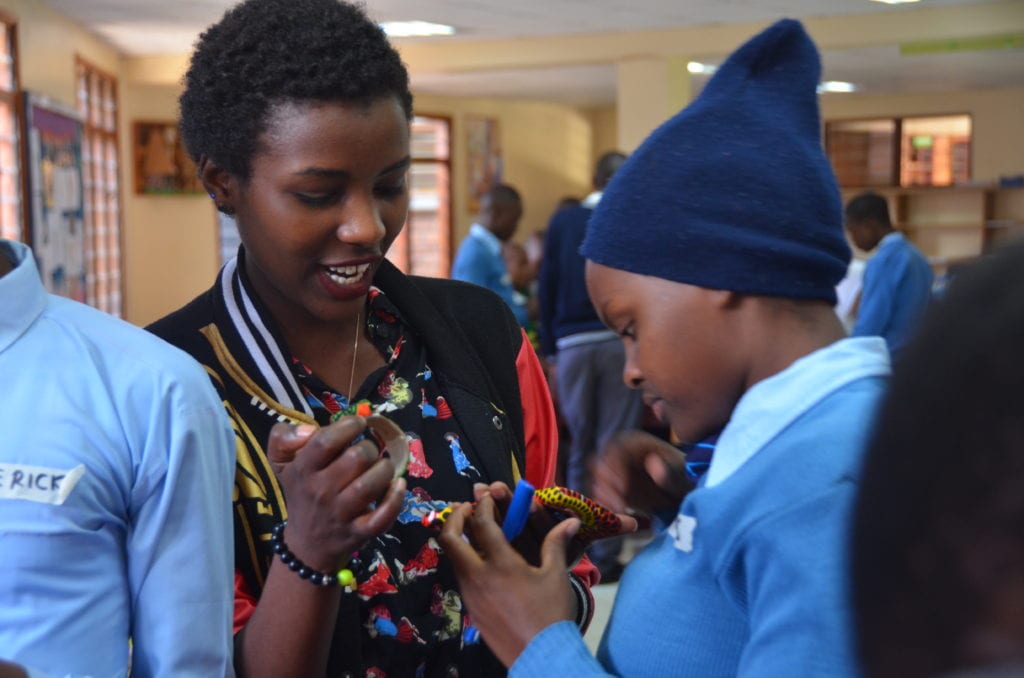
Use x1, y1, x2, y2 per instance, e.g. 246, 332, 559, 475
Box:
267, 416, 403, 572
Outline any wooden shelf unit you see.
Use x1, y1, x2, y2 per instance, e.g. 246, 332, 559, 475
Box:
841, 185, 1024, 274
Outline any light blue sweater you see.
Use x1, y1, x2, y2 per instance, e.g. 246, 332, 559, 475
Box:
451, 223, 529, 326
512, 338, 890, 677
852, 232, 932, 360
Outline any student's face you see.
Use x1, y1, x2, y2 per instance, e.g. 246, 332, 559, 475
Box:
493, 202, 522, 242
845, 219, 877, 252
586, 261, 743, 445
230, 97, 410, 329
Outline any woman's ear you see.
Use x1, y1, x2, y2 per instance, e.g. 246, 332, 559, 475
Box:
198, 156, 237, 216
712, 289, 743, 310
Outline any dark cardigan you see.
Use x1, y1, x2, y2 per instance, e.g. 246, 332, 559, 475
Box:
147, 259, 530, 595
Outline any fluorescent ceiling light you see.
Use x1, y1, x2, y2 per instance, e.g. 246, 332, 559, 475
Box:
687, 61, 718, 74
818, 81, 857, 93
869, 0, 921, 4
380, 21, 455, 37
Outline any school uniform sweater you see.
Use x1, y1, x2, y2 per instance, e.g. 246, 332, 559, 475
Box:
852, 232, 932, 360
537, 196, 613, 357
511, 337, 890, 678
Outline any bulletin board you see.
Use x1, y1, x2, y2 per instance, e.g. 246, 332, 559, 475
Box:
22, 92, 86, 302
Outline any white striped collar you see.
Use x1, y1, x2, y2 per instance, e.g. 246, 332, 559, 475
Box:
218, 257, 315, 418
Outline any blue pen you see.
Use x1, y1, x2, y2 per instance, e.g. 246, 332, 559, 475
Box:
465, 479, 536, 645
501, 479, 536, 541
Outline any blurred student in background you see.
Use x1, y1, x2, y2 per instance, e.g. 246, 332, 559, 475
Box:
854, 240, 1024, 678
844, 191, 932, 361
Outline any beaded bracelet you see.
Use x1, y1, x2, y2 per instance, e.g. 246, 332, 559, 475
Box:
270, 521, 356, 589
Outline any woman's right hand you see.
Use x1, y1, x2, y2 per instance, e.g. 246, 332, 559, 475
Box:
592, 430, 690, 516
266, 416, 406, 573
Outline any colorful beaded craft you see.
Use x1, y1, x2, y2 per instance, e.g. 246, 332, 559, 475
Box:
421, 485, 622, 544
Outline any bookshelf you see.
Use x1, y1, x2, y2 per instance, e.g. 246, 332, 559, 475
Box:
841, 185, 1024, 274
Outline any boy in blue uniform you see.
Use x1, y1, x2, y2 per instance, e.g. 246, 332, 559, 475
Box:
0, 239, 235, 677
845, 191, 933, 361
452, 184, 530, 326
438, 19, 890, 677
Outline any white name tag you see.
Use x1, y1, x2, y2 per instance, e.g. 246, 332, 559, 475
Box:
668, 514, 697, 553
0, 463, 85, 505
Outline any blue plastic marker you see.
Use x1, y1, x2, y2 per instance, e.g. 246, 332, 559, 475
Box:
464, 479, 536, 645
501, 479, 536, 541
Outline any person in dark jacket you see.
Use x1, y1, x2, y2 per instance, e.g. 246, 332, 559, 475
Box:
147, 1, 597, 676
537, 151, 644, 580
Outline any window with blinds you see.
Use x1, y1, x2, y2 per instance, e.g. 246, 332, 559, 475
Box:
825, 114, 972, 189
388, 115, 451, 277
75, 57, 122, 315
0, 13, 21, 242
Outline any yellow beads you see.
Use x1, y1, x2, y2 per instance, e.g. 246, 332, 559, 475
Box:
336, 568, 356, 587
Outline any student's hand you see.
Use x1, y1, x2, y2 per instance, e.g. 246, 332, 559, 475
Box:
266, 417, 406, 573
471, 482, 638, 566
438, 494, 578, 668
470, 482, 552, 566
541, 356, 558, 396
0, 660, 27, 678
593, 430, 690, 516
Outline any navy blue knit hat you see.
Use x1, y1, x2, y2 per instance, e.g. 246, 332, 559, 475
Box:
582, 19, 849, 303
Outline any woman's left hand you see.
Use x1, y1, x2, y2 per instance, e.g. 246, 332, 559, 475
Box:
437, 493, 580, 668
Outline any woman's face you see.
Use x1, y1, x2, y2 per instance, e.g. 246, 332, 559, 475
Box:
585, 261, 745, 445
229, 97, 410, 331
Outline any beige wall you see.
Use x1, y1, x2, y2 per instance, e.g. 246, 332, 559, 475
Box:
3, 0, 119, 103
821, 87, 1024, 184
585, 106, 619, 167
3, 0, 219, 326
580, 84, 1024, 186
119, 83, 220, 326
414, 93, 593, 245
397, 1, 1024, 76
7, 0, 1024, 326
117, 83, 598, 322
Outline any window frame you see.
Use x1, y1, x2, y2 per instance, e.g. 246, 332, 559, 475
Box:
825, 113, 973, 189
396, 112, 453, 277
0, 9, 23, 242
75, 54, 124, 315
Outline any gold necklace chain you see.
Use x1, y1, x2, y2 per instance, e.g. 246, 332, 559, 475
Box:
348, 308, 361, 400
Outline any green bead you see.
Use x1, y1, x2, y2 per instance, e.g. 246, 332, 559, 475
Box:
337, 568, 356, 587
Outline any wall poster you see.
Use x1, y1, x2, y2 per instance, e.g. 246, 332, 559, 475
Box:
464, 115, 502, 214
22, 93, 86, 302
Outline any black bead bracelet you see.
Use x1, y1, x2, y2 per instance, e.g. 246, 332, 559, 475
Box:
270, 521, 355, 588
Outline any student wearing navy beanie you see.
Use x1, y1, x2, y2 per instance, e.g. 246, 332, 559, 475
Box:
440, 19, 891, 677
583, 18, 851, 301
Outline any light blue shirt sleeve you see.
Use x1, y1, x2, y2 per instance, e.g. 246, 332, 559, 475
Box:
851, 251, 894, 338
734, 483, 860, 677
852, 235, 932, 358
126, 370, 237, 678
451, 233, 494, 288
452, 227, 529, 325
511, 621, 613, 677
